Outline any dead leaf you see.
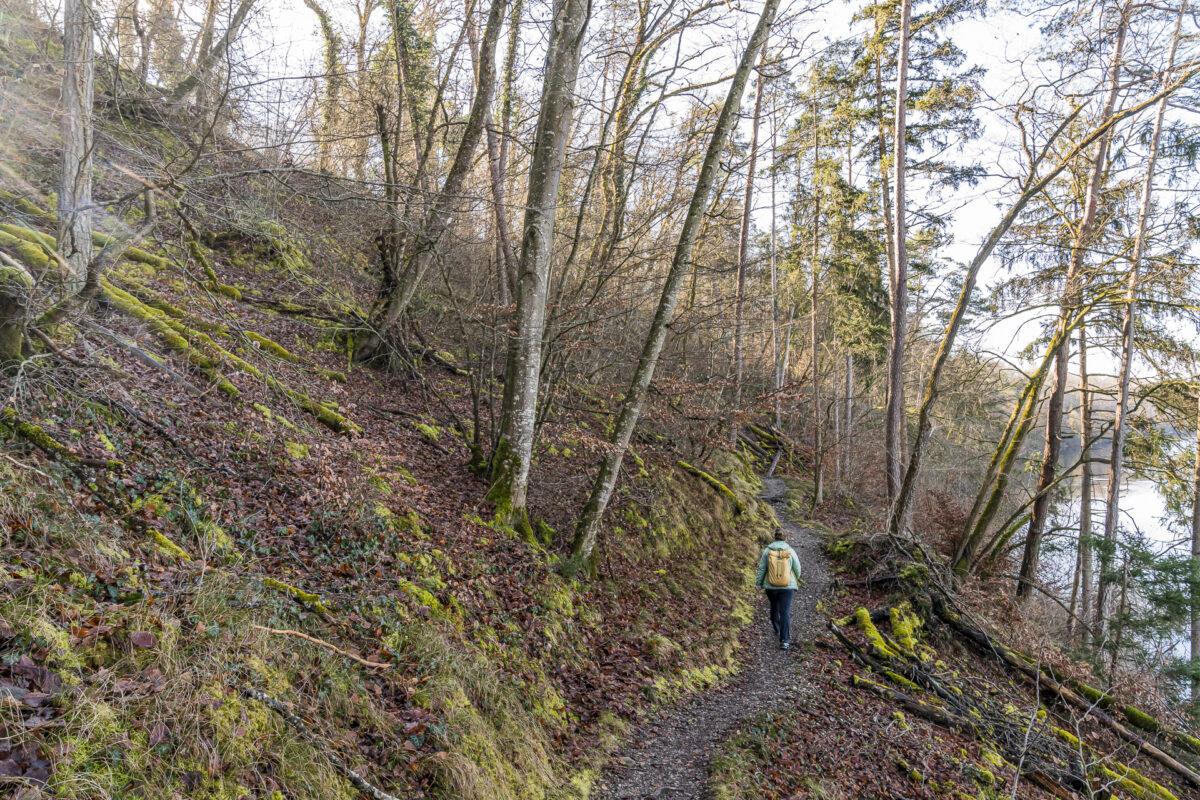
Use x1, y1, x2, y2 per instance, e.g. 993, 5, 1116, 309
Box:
129, 631, 157, 648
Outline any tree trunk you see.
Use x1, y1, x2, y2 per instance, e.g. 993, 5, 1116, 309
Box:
0, 256, 33, 363
166, 0, 254, 108
1016, 0, 1129, 600
884, 0, 911, 512
1074, 327, 1094, 641
353, 0, 508, 362
955, 327, 1070, 571
844, 352, 853, 484
303, 0, 344, 174
569, 0, 780, 572
467, 0, 516, 304
810, 103, 823, 509
496, 0, 524, 298
58, 0, 95, 293
734, 48, 767, 430
770, 96, 781, 429
487, 0, 591, 533
1191, 388, 1200, 703
1097, 0, 1182, 641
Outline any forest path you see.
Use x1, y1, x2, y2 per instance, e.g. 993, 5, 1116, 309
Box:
594, 476, 832, 800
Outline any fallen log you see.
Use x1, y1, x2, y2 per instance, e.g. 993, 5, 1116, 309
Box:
931, 595, 1200, 789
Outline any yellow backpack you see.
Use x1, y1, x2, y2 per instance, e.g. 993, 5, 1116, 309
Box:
767, 548, 792, 587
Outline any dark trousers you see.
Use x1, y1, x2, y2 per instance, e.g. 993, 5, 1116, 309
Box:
766, 588, 795, 643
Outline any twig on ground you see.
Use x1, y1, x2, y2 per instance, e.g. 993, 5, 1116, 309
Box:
251, 624, 392, 669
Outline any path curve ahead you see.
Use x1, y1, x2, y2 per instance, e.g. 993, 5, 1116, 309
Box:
595, 476, 832, 800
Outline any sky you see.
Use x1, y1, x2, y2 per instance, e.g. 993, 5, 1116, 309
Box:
236, 0, 1190, 380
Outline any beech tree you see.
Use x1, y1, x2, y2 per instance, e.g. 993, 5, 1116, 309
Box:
487, 0, 592, 534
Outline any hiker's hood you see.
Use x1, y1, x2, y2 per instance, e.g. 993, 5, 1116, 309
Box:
766, 540, 792, 550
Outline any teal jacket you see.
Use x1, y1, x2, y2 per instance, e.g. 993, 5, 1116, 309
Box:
755, 540, 802, 590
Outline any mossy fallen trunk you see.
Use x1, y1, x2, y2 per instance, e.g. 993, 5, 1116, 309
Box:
677, 461, 745, 514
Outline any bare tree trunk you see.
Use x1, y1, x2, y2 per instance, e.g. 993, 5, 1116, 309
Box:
810, 103, 823, 509
884, 0, 911, 512
1191, 387, 1200, 703
354, 0, 509, 362
770, 95, 781, 429
166, 0, 254, 108
1110, 559, 1130, 675
0, 255, 33, 362
1097, 0, 1182, 641
1017, 0, 1129, 600
496, 0, 524, 298
734, 47, 766, 431
350, 1, 376, 183
467, 0, 516, 304
1071, 327, 1094, 642
569, 0, 780, 572
873, 21, 895, 307
844, 352, 853, 483
487, 0, 591, 533
58, 0, 95, 294
303, 0, 344, 174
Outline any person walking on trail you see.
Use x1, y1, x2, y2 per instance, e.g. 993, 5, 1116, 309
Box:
755, 529, 801, 650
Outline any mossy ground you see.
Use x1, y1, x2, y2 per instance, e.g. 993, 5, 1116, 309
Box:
0, 18, 778, 798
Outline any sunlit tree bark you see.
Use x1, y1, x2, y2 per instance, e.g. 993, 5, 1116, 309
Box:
569, 0, 780, 572
488, 0, 592, 534
58, 0, 95, 292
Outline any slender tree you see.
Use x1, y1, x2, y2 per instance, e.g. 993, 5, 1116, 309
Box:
1191, 386, 1200, 701
303, 0, 345, 174
884, 0, 911, 511
569, 0, 781, 571
487, 0, 592, 533
734, 47, 768, 428
1096, 0, 1185, 639
58, 0, 95, 292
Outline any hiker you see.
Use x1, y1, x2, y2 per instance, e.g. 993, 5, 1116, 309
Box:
755, 529, 801, 650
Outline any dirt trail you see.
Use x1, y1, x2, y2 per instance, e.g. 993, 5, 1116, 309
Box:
595, 476, 832, 800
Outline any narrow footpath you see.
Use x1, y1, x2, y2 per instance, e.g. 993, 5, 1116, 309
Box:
595, 476, 832, 800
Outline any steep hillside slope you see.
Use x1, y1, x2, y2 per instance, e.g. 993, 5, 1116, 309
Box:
0, 21, 777, 799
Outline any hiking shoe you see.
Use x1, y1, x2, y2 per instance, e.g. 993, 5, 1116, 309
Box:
780, 641, 790, 650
